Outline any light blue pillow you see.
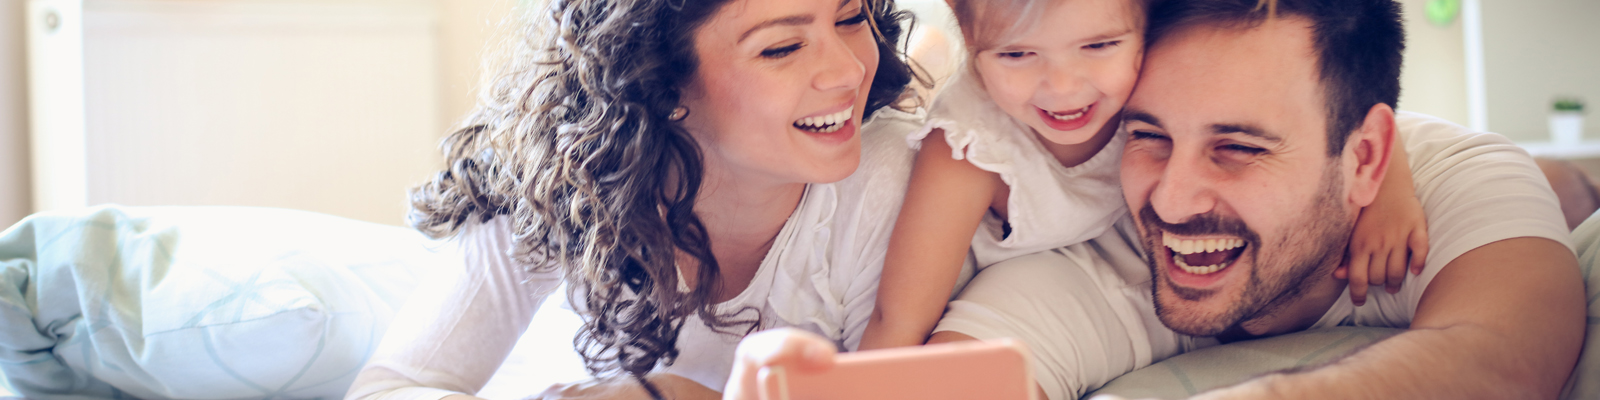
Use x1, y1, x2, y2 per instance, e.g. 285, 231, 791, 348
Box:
1086, 327, 1401, 399
0, 205, 453, 399
1560, 209, 1600, 399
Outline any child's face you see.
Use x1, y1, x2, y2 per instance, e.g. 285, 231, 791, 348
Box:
972, 0, 1143, 146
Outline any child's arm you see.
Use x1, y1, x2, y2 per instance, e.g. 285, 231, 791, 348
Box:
858, 129, 1004, 350
1335, 142, 1429, 306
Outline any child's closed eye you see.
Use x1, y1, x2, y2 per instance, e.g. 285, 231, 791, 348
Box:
1084, 40, 1122, 50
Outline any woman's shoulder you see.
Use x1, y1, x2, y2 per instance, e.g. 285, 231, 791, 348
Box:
850, 108, 922, 191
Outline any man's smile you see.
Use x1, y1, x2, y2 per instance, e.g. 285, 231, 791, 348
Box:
1163, 231, 1248, 275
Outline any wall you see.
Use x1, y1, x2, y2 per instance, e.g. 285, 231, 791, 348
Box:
1395, 0, 1470, 127
30, 0, 443, 226
1481, 0, 1600, 142
437, 0, 516, 132
0, 0, 28, 229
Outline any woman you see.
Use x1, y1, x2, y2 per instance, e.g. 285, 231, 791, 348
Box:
345, 0, 923, 398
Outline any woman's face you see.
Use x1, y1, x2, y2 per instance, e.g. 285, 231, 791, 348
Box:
680, 0, 880, 187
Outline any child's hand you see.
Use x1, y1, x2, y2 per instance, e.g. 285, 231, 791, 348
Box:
1335, 187, 1429, 307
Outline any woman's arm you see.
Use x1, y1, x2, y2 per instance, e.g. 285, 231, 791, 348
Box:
347, 218, 560, 400
857, 129, 1005, 350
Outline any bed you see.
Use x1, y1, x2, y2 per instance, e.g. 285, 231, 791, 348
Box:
2, 205, 1597, 399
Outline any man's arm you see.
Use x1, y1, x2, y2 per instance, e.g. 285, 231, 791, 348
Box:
1197, 236, 1585, 399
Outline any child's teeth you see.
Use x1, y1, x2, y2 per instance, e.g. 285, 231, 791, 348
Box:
1049, 106, 1090, 121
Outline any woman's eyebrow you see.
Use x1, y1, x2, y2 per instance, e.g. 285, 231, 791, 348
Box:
736, 0, 854, 44
738, 15, 815, 43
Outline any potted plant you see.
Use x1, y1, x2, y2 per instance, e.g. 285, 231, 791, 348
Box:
1551, 97, 1586, 145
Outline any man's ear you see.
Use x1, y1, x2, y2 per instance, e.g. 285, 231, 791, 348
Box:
1346, 103, 1397, 208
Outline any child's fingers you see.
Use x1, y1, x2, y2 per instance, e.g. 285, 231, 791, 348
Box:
1408, 229, 1430, 275
1348, 252, 1371, 306
1385, 248, 1406, 294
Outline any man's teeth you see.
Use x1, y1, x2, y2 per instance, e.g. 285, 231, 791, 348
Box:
794, 106, 854, 133
1047, 106, 1090, 121
1163, 231, 1245, 275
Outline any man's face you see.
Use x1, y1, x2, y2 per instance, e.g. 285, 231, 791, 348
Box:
1120, 18, 1360, 336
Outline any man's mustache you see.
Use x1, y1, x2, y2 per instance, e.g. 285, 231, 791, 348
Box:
1137, 204, 1260, 244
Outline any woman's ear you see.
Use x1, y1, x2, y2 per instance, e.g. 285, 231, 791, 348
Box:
1346, 103, 1398, 208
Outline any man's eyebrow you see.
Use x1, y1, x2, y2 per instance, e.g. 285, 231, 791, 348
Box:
735, 0, 854, 44
738, 15, 815, 44
1123, 109, 1162, 128
1210, 123, 1282, 143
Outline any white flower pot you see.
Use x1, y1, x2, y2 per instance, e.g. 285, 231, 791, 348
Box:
1551, 112, 1586, 145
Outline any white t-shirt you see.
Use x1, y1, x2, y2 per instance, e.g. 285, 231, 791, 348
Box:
908, 66, 1129, 268
933, 111, 1573, 400
346, 109, 922, 400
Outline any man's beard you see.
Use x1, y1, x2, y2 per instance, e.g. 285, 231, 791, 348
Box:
1140, 163, 1354, 337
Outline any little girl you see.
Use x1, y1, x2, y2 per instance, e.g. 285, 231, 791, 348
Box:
858, 0, 1430, 349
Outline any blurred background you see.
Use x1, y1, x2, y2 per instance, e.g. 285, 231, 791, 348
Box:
0, 0, 1596, 230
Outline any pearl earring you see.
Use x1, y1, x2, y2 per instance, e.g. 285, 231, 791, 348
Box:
667, 107, 690, 121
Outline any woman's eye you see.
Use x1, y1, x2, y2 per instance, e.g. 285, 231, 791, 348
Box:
761, 43, 804, 59
836, 12, 868, 27
996, 51, 1031, 59
1085, 40, 1121, 50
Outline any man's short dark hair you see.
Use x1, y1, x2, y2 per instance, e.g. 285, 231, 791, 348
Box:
1146, 0, 1405, 156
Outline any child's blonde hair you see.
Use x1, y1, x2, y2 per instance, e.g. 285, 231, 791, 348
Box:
947, 0, 1152, 54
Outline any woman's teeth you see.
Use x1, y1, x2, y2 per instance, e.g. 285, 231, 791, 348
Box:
1163, 231, 1246, 275
794, 106, 853, 133
1047, 106, 1090, 121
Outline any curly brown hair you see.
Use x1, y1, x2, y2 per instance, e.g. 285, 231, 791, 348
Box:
406, 0, 918, 393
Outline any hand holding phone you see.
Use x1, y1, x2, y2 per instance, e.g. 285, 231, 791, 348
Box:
755, 338, 1036, 400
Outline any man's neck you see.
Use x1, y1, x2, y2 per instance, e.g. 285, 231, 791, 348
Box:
1220, 268, 1348, 343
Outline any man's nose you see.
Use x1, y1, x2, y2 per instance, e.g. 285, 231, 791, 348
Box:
1149, 151, 1221, 225
813, 34, 866, 92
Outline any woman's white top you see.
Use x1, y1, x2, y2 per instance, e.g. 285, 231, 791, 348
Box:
907, 66, 1129, 268
346, 109, 922, 400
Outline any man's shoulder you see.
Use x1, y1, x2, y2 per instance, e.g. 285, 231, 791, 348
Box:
1382, 111, 1571, 319
1395, 111, 1517, 153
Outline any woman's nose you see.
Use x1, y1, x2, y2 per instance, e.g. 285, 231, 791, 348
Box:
813, 34, 866, 92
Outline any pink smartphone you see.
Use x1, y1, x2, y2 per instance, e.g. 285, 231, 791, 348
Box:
756, 339, 1037, 400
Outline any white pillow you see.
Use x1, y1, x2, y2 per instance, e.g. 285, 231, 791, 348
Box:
0, 205, 454, 399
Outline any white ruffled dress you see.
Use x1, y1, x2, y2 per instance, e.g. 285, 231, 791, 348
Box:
908, 67, 1130, 268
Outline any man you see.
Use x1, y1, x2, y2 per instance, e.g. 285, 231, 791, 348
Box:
722, 0, 1585, 399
